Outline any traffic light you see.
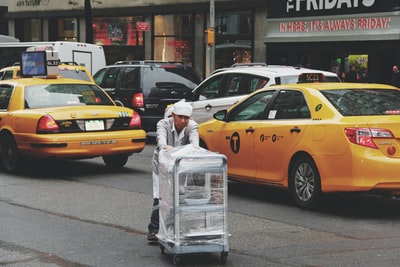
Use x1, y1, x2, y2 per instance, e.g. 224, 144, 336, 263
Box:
205, 28, 215, 46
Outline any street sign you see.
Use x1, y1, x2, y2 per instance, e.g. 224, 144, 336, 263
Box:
136, 22, 150, 31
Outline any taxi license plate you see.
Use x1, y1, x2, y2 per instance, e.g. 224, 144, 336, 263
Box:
85, 120, 104, 131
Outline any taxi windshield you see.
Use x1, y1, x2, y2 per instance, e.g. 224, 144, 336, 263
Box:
24, 83, 114, 109
321, 88, 400, 116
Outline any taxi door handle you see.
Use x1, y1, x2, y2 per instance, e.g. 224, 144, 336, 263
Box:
205, 104, 212, 111
290, 127, 301, 133
245, 127, 255, 133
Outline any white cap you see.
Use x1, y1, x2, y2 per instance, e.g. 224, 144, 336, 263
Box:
172, 101, 192, 117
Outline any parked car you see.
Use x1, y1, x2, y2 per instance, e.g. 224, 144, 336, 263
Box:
93, 61, 201, 132
199, 82, 400, 208
0, 75, 146, 173
178, 64, 341, 124
0, 63, 95, 83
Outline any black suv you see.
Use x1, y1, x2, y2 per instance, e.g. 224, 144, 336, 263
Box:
93, 61, 200, 132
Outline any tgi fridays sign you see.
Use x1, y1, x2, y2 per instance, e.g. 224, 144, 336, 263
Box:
267, 0, 398, 18
264, 14, 399, 42
286, 0, 376, 13
264, 0, 400, 42
279, 16, 390, 33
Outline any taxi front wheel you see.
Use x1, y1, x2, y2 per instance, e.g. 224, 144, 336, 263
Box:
102, 154, 129, 169
289, 155, 321, 209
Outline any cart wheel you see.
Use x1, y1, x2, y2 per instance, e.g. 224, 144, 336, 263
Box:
159, 245, 165, 254
221, 252, 228, 264
173, 255, 180, 265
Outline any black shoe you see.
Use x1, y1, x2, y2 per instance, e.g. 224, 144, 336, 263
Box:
147, 232, 158, 242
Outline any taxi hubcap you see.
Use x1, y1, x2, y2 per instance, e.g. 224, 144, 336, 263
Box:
294, 163, 315, 202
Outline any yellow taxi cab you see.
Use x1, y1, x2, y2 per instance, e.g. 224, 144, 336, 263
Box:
0, 50, 146, 173
199, 82, 400, 208
0, 63, 95, 83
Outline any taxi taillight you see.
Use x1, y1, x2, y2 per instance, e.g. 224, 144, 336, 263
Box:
129, 112, 142, 129
37, 115, 60, 133
344, 127, 393, 149
132, 92, 144, 108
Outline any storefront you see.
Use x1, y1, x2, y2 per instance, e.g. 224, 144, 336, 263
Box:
264, 1, 400, 84
5, 0, 266, 79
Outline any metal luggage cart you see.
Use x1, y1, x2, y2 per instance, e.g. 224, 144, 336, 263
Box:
158, 147, 228, 265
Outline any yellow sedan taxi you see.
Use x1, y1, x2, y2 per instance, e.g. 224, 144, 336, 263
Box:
0, 76, 146, 173
199, 82, 400, 208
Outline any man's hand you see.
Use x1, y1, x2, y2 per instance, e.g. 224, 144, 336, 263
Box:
162, 145, 173, 150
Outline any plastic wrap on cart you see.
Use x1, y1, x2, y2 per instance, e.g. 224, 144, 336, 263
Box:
158, 144, 228, 247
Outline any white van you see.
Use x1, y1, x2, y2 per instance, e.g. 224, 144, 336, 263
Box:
0, 41, 106, 75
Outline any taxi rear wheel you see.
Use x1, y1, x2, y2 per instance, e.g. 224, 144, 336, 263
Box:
102, 154, 129, 169
0, 133, 21, 173
289, 155, 321, 209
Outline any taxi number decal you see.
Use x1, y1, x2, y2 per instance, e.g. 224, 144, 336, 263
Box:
85, 120, 104, 131
230, 132, 240, 154
81, 140, 117, 145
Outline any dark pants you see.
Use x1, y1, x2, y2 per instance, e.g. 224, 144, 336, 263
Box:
148, 198, 159, 233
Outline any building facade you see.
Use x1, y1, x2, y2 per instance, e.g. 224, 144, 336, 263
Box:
264, 1, 400, 84
5, 0, 266, 78
4, 0, 400, 83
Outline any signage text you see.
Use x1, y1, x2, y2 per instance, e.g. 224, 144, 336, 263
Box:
279, 16, 390, 33
16, 0, 49, 7
286, 0, 376, 13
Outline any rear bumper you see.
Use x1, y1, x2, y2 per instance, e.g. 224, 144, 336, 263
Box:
319, 150, 400, 194
16, 130, 147, 159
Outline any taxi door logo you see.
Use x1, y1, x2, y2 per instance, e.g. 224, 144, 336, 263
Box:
230, 132, 240, 153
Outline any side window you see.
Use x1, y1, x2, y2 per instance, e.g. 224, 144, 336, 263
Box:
224, 74, 248, 96
98, 68, 120, 88
268, 90, 310, 119
120, 67, 140, 90
0, 84, 14, 110
93, 69, 106, 85
0, 71, 14, 80
249, 76, 269, 92
193, 75, 224, 100
4, 71, 14, 80
228, 90, 275, 121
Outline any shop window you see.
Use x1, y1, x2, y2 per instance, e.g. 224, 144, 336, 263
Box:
215, 11, 253, 68
154, 14, 193, 65
92, 16, 144, 46
58, 18, 78, 41
17, 18, 42, 42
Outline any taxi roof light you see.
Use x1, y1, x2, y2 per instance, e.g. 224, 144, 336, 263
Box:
20, 50, 60, 78
298, 73, 325, 83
